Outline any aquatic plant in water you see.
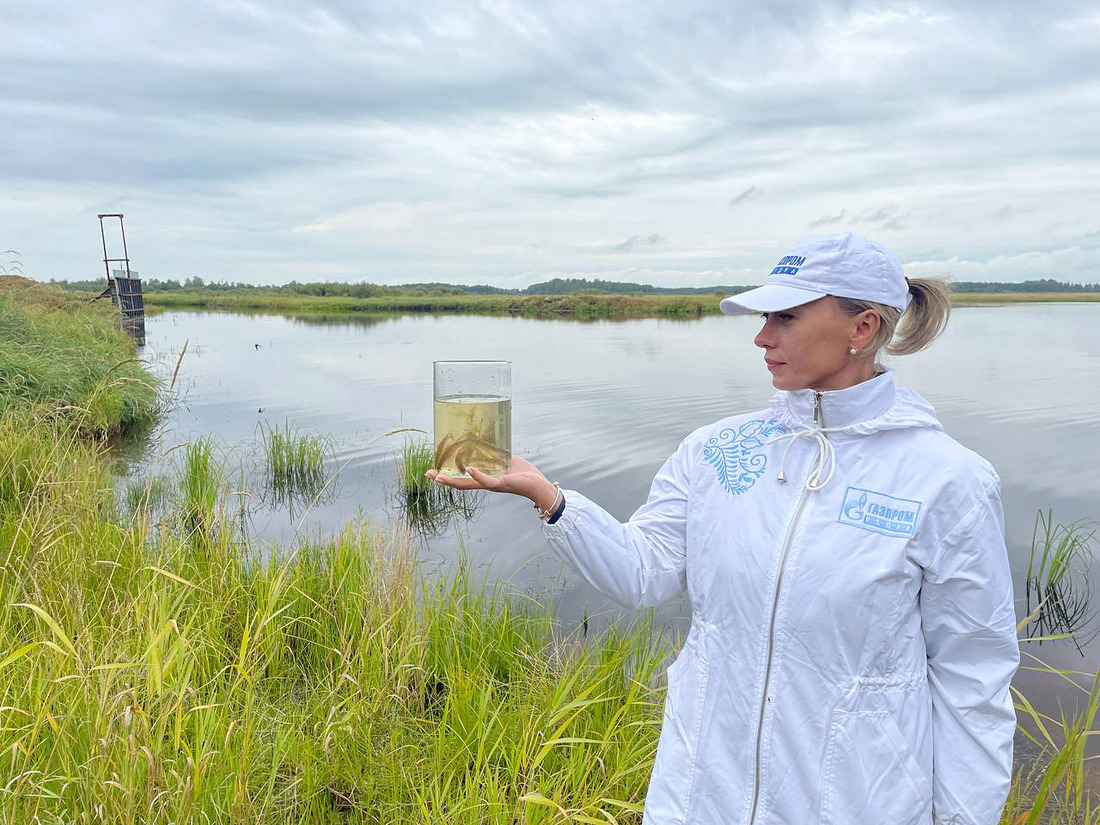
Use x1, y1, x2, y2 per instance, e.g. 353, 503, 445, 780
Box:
258, 420, 335, 510
1023, 509, 1099, 654
397, 436, 482, 537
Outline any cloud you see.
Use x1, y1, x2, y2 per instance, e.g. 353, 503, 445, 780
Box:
1, 0, 1098, 284
808, 210, 847, 229
905, 245, 1100, 283
851, 204, 910, 231
807, 205, 909, 232
612, 234, 667, 252
729, 186, 759, 206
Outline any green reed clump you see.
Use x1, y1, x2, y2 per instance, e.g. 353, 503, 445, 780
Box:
1024, 509, 1099, 653
396, 437, 482, 537
121, 473, 175, 521
177, 437, 223, 536
259, 420, 333, 506
0, 275, 158, 437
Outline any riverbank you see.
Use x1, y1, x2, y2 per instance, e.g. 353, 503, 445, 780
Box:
129, 289, 1100, 319
0, 275, 158, 437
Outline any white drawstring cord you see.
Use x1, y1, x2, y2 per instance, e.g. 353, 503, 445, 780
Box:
767, 426, 841, 491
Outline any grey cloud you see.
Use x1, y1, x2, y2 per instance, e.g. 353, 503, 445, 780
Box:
807, 205, 911, 233
613, 234, 666, 251
808, 210, 847, 229
729, 186, 759, 206
853, 205, 910, 231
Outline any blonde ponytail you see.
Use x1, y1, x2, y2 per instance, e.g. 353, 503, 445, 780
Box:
885, 277, 951, 355
834, 276, 952, 359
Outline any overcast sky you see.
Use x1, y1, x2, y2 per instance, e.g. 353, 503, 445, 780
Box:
2, 1, 1098, 287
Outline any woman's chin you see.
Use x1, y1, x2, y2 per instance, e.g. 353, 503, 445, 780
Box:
769, 373, 799, 391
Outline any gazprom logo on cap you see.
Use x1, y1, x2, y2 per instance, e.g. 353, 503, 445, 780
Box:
838, 486, 922, 538
770, 255, 806, 277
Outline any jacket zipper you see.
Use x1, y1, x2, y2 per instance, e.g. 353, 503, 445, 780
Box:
747, 390, 824, 824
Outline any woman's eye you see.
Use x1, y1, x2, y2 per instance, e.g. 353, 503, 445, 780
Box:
778, 313, 795, 322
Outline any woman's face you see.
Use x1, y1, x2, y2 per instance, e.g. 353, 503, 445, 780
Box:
753, 297, 878, 391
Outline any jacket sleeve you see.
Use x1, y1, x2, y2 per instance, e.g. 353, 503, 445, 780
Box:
920, 474, 1019, 825
539, 432, 697, 609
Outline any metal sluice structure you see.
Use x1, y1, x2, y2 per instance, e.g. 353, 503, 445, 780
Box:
96, 213, 145, 343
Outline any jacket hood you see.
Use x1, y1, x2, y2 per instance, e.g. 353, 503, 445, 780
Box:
768, 370, 943, 436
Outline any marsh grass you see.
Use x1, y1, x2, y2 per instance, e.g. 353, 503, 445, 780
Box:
135, 288, 1100, 321
0, 412, 670, 823
396, 436, 483, 537
0, 276, 158, 437
177, 436, 224, 537
1024, 510, 1099, 653
121, 473, 174, 520
258, 420, 335, 510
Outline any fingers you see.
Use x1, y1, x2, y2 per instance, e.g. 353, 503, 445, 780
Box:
424, 467, 497, 491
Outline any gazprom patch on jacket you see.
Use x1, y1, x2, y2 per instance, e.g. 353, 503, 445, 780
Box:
838, 486, 922, 538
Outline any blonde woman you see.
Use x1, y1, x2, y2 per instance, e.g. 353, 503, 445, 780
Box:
428, 233, 1019, 825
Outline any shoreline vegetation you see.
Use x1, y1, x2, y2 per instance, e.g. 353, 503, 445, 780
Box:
41, 275, 1100, 320
2, 277, 1100, 821
70, 288, 1100, 321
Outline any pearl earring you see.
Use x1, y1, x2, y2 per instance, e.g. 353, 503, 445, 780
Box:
848, 347, 859, 355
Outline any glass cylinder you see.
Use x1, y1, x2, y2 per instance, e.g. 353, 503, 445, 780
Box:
433, 360, 512, 478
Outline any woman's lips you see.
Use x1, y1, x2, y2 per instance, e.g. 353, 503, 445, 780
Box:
765, 359, 785, 371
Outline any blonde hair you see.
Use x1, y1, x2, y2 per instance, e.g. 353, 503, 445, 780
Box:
834, 277, 951, 357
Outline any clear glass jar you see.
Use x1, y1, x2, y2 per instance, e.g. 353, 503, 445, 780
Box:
433, 360, 511, 477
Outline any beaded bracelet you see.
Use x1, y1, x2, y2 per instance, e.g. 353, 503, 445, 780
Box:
534, 482, 562, 521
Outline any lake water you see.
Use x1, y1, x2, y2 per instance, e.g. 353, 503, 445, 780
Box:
130, 305, 1100, 749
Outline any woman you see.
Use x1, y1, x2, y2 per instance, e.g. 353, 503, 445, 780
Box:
427, 233, 1019, 825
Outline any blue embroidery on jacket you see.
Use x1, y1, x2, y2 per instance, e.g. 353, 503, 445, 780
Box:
704, 418, 787, 495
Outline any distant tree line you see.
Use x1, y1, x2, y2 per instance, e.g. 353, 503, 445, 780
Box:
951, 279, 1100, 293
46, 275, 1100, 296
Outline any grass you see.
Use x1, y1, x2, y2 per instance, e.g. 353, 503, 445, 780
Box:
177, 436, 223, 536
1023, 510, 1099, 653
130, 289, 1100, 320
258, 421, 335, 510
395, 436, 483, 537
0, 275, 158, 438
0, 411, 668, 824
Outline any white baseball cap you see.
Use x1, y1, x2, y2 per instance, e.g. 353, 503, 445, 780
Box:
719, 233, 912, 316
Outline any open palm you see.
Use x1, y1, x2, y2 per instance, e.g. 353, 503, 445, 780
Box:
426, 455, 552, 502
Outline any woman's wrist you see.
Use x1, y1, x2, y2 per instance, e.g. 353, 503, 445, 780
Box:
532, 480, 561, 512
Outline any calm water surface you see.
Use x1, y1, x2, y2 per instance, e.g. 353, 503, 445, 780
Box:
131, 305, 1100, 743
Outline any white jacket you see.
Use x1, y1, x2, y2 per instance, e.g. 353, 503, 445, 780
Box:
542, 371, 1019, 825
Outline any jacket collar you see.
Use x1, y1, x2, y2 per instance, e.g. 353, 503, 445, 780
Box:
771, 370, 897, 430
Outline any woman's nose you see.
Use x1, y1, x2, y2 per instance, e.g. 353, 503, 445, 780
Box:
754, 320, 773, 349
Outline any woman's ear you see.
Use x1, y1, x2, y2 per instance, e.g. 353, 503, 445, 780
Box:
851, 309, 881, 350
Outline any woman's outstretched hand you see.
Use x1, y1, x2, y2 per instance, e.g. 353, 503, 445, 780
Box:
426, 456, 559, 510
